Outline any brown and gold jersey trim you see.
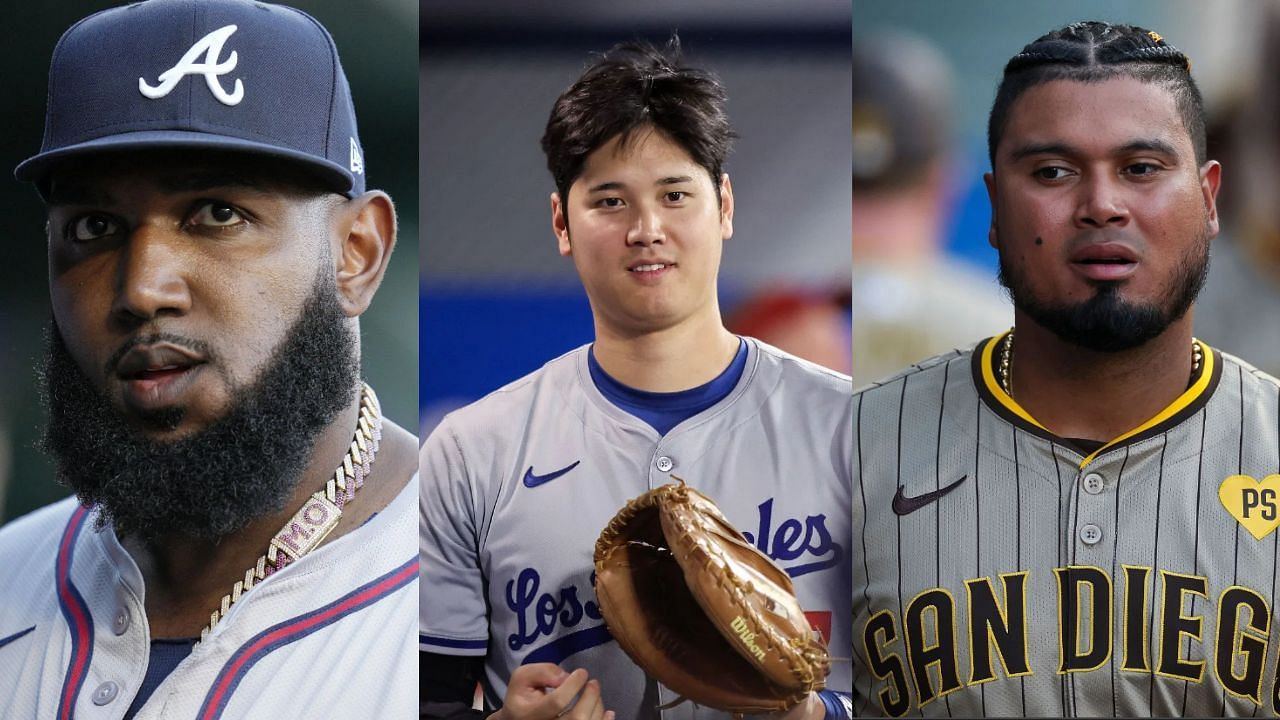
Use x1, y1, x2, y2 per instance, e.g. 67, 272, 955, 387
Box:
970, 331, 1222, 469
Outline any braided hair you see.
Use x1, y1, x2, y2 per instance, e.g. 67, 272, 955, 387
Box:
987, 21, 1204, 167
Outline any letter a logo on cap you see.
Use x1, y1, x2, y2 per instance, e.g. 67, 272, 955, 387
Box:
139, 24, 245, 106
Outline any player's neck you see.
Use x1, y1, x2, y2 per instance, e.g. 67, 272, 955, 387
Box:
1007, 311, 1197, 443
123, 393, 417, 639
592, 311, 739, 393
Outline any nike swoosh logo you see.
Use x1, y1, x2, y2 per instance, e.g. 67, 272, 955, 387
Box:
0, 626, 35, 651
522, 461, 582, 489
892, 475, 968, 516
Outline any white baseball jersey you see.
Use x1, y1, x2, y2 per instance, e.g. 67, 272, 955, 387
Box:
853, 333, 1280, 717
0, 474, 418, 720
420, 338, 852, 719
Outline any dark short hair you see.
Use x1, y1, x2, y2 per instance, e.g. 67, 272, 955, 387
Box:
987, 21, 1205, 167
541, 37, 735, 204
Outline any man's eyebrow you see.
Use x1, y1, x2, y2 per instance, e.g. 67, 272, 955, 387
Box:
586, 176, 696, 193
1008, 142, 1079, 162
156, 172, 271, 194
1008, 139, 1181, 162
46, 173, 272, 206
46, 184, 113, 206
1116, 139, 1179, 157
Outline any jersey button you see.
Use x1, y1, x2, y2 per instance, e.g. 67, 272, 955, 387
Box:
112, 606, 130, 635
656, 456, 674, 472
1082, 473, 1105, 495
92, 681, 119, 706
1079, 524, 1103, 545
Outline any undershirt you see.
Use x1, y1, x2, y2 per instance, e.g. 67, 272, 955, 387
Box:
587, 338, 747, 436
120, 505, 383, 716
124, 638, 197, 718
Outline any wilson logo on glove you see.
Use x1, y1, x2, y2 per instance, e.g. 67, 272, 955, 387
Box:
730, 616, 767, 661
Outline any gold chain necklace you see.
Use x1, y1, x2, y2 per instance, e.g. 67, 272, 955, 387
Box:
998, 331, 1202, 397
199, 382, 382, 642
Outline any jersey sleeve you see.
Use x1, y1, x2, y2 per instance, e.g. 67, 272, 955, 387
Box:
419, 419, 490, 656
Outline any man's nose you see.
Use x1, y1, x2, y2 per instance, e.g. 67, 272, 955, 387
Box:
111, 224, 193, 326
626, 205, 666, 247
1074, 175, 1130, 229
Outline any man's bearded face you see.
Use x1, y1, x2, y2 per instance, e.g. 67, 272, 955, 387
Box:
41, 274, 357, 541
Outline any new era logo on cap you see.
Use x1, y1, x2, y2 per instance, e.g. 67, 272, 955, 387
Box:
350, 137, 363, 175
16, 0, 366, 197
138, 24, 244, 106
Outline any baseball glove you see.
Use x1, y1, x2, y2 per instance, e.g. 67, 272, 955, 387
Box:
593, 479, 830, 714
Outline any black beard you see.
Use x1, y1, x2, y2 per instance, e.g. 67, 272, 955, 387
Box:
40, 275, 358, 542
997, 232, 1210, 352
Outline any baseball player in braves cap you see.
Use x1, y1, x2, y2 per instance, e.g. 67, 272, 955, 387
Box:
420, 39, 853, 720
853, 21, 1280, 717
0, 0, 418, 717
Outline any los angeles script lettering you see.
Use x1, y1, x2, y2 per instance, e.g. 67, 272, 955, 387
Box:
505, 500, 840, 651
506, 568, 602, 651
742, 498, 843, 577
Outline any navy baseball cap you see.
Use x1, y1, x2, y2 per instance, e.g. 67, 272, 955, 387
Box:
16, 0, 366, 197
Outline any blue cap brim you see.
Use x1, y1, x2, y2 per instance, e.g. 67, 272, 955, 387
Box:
15, 130, 358, 197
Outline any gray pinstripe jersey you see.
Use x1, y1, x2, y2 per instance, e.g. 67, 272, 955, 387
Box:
420, 338, 852, 720
852, 333, 1280, 717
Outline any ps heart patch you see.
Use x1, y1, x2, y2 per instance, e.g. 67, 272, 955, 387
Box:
1219, 475, 1280, 540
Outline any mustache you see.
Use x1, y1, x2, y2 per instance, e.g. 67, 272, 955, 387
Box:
103, 333, 217, 378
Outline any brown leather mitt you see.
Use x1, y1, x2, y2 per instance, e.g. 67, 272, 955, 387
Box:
593, 480, 830, 713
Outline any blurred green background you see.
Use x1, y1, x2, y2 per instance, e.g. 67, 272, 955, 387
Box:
0, 0, 418, 522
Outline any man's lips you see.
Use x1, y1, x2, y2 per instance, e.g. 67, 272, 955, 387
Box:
627, 260, 676, 281
115, 344, 205, 380
1070, 243, 1139, 281
113, 344, 207, 412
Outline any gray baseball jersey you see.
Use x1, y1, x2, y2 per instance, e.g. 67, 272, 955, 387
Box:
420, 337, 852, 720
852, 332, 1280, 717
0, 477, 418, 719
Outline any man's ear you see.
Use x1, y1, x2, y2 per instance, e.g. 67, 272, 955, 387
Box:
333, 191, 397, 317
1200, 159, 1222, 240
551, 191, 572, 256
984, 172, 999, 249
719, 173, 734, 241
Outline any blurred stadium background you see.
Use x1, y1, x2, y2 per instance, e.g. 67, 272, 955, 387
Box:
419, 0, 853, 435
0, 0, 418, 523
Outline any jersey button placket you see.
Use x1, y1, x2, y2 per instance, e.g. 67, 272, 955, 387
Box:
1079, 524, 1103, 545
91, 680, 119, 706
655, 456, 674, 473
1074, 468, 1113, 552
104, 582, 147, 711
112, 606, 130, 636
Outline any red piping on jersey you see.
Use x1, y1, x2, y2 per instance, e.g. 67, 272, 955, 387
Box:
56, 504, 95, 720
197, 557, 417, 720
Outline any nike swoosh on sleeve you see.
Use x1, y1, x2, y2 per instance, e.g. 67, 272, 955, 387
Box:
892, 475, 968, 516
522, 461, 582, 488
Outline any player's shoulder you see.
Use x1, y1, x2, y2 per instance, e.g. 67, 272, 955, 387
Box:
0, 495, 83, 577
427, 344, 588, 442
853, 341, 979, 400
1216, 347, 1280, 393
746, 336, 851, 395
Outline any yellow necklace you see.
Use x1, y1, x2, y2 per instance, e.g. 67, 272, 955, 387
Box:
998, 331, 1202, 397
